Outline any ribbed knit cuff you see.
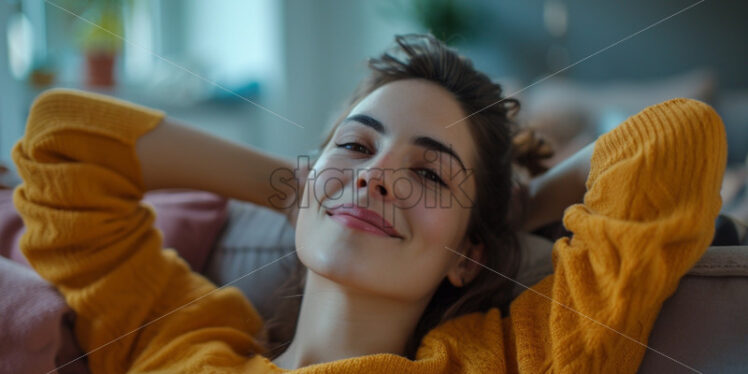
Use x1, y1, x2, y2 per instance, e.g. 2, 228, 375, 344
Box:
23, 88, 165, 148
20, 88, 166, 193
583, 98, 727, 221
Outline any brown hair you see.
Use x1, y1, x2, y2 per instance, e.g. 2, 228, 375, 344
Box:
262, 33, 552, 360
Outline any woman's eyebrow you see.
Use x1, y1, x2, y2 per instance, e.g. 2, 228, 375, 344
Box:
343, 113, 467, 172
344, 113, 386, 134
412, 136, 466, 172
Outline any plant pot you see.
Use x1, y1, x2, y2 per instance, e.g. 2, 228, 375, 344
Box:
85, 52, 116, 88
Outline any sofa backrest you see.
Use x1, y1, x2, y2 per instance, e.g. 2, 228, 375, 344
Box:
203, 199, 748, 373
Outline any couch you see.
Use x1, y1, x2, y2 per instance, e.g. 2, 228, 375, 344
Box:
1, 189, 747, 373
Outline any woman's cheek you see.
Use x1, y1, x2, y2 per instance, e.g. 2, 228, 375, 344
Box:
312, 165, 353, 209
390, 174, 444, 211
414, 205, 455, 243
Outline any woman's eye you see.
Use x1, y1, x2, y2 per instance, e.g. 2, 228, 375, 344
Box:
335, 142, 371, 154
335, 142, 445, 187
415, 168, 447, 187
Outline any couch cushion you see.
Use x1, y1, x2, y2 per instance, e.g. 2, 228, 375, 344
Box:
0, 257, 89, 374
0, 188, 26, 265
0, 188, 228, 273
141, 189, 229, 273
202, 199, 297, 321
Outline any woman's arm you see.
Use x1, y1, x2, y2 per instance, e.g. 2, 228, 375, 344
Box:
521, 141, 594, 233
505, 98, 728, 373
13, 89, 268, 372
135, 117, 307, 227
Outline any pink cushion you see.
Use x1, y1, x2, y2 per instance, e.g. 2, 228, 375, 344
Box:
0, 256, 89, 374
143, 189, 229, 272
0, 188, 228, 273
0, 189, 27, 265
0, 188, 228, 373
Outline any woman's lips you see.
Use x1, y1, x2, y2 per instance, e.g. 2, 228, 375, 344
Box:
325, 204, 403, 239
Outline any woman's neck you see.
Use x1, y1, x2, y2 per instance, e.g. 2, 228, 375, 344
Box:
272, 271, 431, 370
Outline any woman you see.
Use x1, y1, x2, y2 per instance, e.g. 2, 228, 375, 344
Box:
12, 33, 726, 373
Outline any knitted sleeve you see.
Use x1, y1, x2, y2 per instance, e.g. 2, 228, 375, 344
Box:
11, 89, 266, 373
504, 98, 727, 373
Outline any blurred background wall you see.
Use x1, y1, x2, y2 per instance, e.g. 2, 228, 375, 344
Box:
1, 0, 747, 187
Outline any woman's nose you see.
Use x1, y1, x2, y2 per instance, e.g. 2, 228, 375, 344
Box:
355, 154, 399, 201
357, 171, 388, 197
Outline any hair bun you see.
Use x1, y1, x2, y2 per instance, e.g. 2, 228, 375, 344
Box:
511, 128, 554, 177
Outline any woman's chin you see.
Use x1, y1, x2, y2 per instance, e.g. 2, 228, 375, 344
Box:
295, 215, 424, 299
298, 242, 440, 303
298, 243, 386, 289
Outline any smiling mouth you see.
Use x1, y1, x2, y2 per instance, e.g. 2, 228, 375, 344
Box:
325, 210, 402, 239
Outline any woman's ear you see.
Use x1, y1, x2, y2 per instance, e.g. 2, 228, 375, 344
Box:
446, 242, 485, 287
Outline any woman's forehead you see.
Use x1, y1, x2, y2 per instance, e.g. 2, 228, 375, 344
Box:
352, 79, 467, 128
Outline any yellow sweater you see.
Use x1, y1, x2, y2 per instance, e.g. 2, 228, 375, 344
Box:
12, 89, 726, 373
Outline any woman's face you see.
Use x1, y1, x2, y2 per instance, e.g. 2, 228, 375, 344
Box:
296, 78, 481, 302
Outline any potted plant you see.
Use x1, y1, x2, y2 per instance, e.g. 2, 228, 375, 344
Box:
74, 0, 124, 88
381, 0, 477, 46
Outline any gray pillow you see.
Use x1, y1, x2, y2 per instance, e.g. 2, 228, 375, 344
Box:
202, 200, 297, 321
201, 200, 557, 319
